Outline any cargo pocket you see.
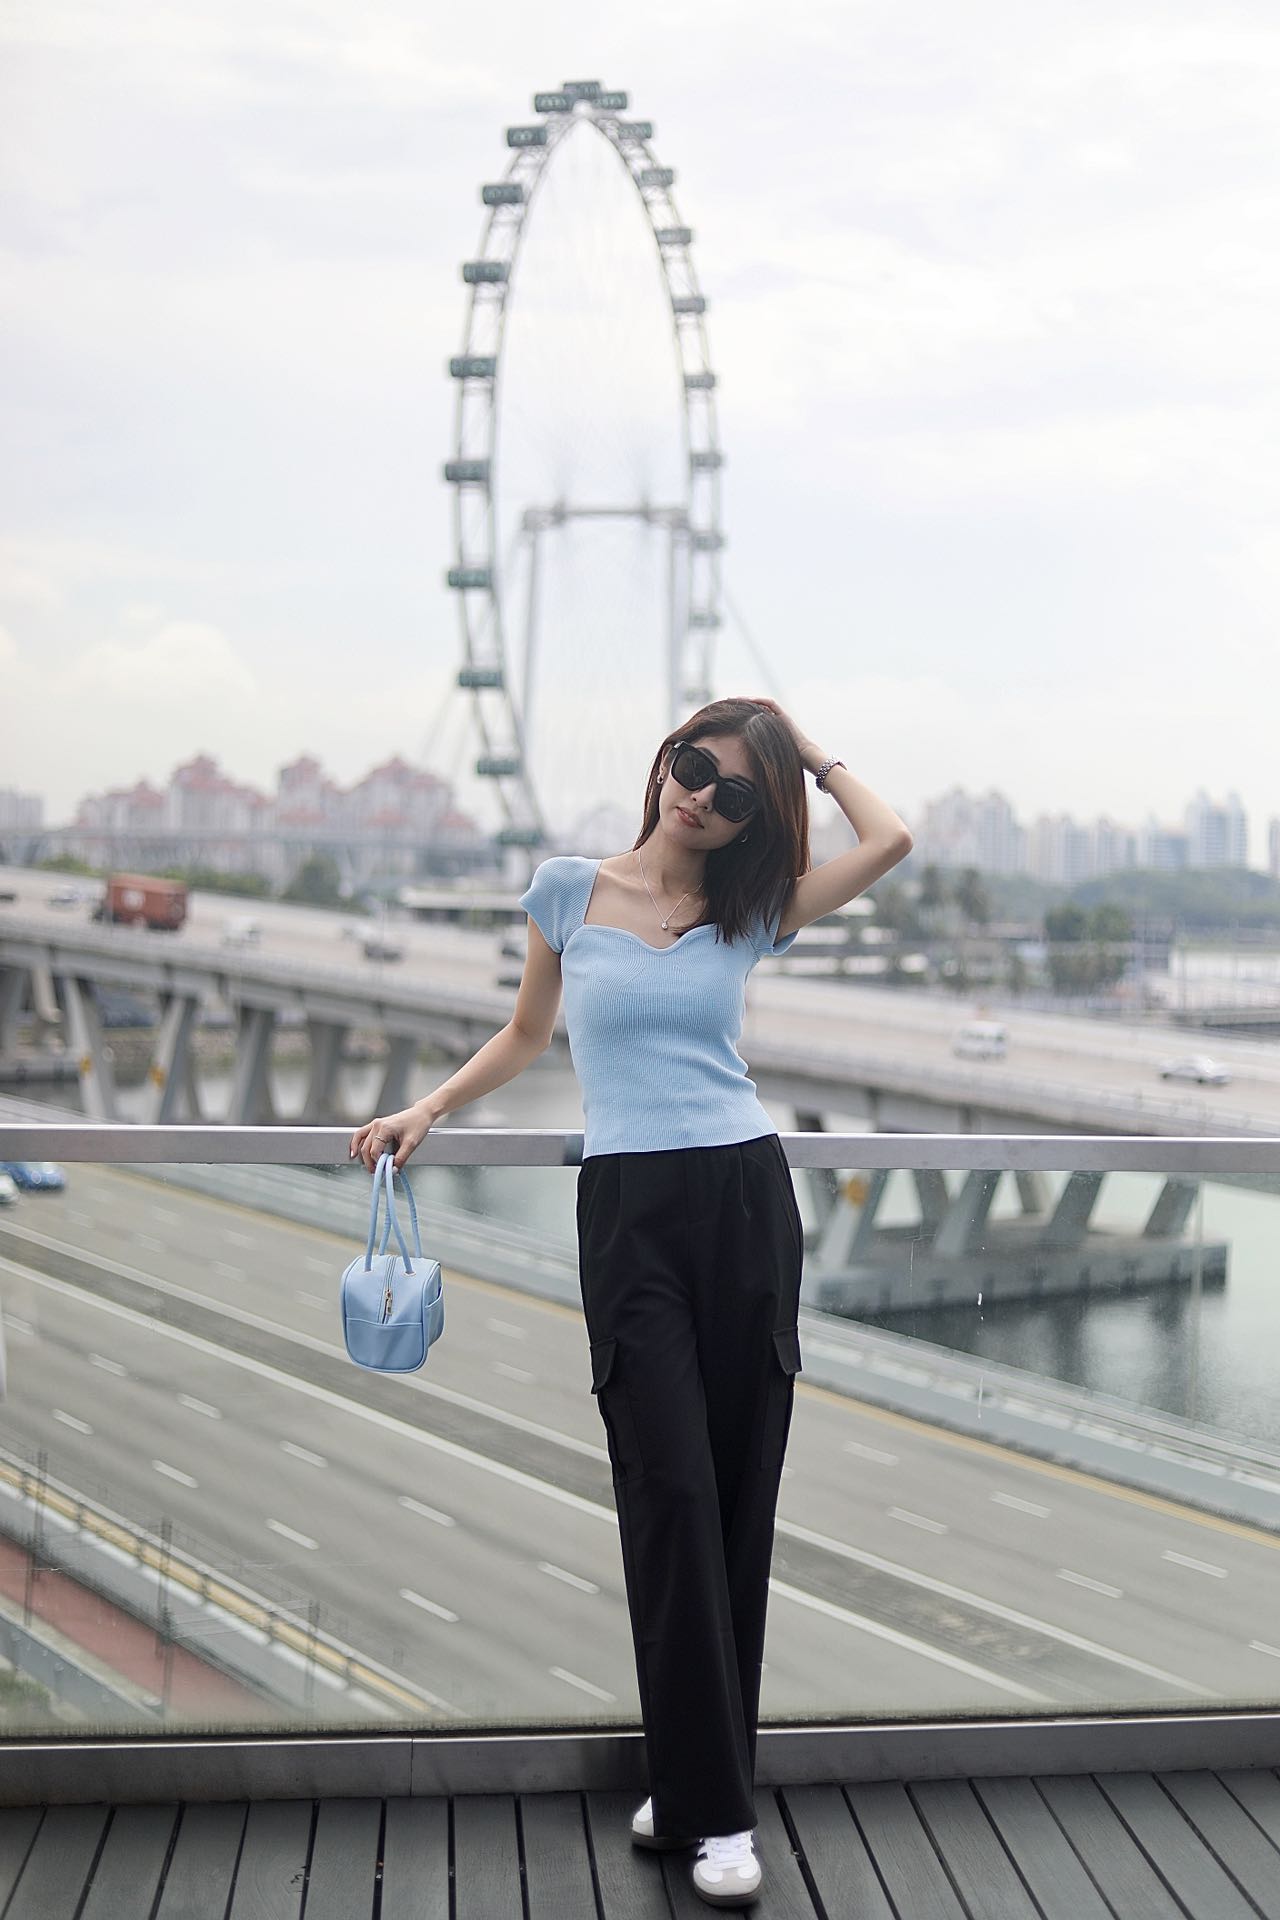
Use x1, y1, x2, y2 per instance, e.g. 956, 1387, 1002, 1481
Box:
589, 1337, 644, 1482
759, 1325, 802, 1467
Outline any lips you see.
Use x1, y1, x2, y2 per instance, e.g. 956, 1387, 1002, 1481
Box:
677, 806, 703, 828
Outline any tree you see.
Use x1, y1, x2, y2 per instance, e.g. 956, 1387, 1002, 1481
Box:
1045, 903, 1089, 944
918, 865, 947, 915
956, 867, 991, 928
283, 854, 344, 907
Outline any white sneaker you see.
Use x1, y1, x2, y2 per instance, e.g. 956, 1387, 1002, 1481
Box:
630, 1796, 696, 1851
692, 1830, 762, 1906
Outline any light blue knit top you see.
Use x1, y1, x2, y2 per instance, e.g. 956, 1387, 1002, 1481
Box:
518, 855, 799, 1159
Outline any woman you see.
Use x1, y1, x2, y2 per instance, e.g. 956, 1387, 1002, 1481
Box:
351, 696, 912, 1908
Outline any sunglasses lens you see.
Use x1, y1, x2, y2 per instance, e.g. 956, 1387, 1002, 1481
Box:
671, 745, 757, 823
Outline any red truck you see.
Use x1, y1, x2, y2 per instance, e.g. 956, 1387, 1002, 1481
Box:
93, 873, 188, 931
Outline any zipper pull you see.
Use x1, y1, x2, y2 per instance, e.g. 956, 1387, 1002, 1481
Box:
382, 1286, 394, 1324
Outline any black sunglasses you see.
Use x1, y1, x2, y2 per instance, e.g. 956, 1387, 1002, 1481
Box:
668, 742, 760, 824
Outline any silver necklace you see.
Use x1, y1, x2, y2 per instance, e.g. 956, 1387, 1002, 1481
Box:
637, 845, 701, 931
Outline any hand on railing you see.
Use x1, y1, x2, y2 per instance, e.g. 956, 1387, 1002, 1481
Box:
349, 1101, 437, 1173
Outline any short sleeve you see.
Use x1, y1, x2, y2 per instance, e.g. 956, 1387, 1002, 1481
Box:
753, 901, 800, 958
519, 859, 569, 953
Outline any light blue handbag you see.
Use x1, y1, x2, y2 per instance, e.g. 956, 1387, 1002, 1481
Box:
340, 1152, 444, 1372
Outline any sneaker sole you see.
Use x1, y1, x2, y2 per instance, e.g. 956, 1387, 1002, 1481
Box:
692, 1877, 762, 1909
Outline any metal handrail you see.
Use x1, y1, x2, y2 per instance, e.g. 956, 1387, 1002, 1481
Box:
1, 1121, 1277, 1174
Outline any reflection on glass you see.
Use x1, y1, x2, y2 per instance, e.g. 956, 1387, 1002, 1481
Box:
1, 1151, 1278, 1741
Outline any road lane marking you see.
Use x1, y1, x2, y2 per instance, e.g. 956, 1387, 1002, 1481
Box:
152, 1209, 180, 1227
992, 1492, 1052, 1517
0, 1253, 1227, 1701
538, 1562, 600, 1595
138, 1235, 164, 1252
214, 1263, 245, 1281
400, 1590, 458, 1622
550, 1667, 616, 1703
178, 1394, 222, 1419
53, 1410, 93, 1434
224, 1230, 254, 1248
6, 1316, 34, 1337
1249, 1640, 1280, 1660
1058, 1570, 1124, 1598
281, 1442, 327, 1469
153, 1460, 198, 1488
266, 1518, 318, 1550
768, 1581, 1047, 1702
399, 1497, 456, 1527
888, 1508, 948, 1534
487, 1318, 527, 1340
0, 1231, 608, 1463
1162, 1550, 1227, 1578
90, 1354, 128, 1377
492, 1361, 535, 1384
297, 1292, 328, 1310
778, 1514, 1213, 1696
305, 1257, 329, 1274
843, 1441, 899, 1465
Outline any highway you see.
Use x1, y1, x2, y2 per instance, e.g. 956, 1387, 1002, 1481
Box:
2, 1166, 1279, 1728
6, 863, 1280, 1131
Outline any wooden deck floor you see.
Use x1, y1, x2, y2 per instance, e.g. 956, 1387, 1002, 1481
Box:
1, 1771, 1279, 1918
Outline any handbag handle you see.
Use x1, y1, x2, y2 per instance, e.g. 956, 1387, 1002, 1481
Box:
364, 1151, 422, 1272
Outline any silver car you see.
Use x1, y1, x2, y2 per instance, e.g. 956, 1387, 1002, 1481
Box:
1159, 1055, 1231, 1086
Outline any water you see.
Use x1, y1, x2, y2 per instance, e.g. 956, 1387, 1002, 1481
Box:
19, 1055, 1280, 1449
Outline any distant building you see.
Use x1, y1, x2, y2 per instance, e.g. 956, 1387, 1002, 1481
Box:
1268, 817, 1280, 882
1138, 817, 1190, 872
63, 751, 485, 889
916, 788, 1024, 874
1185, 789, 1249, 868
1028, 814, 1094, 886
0, 789, 43, 831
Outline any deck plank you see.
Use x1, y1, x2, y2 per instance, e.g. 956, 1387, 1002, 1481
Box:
582, 1791, 672, 1920
226, 1800, 312, 1920
0, 1810, 43, 1911
380, 1797, 449, 1920
846, 1781, 968, 1920
1159, 1772, 1280, 1920
79, 1805, 180, 1920
154, 1803, 249, 1920
1035, 1776, 1184, 1920
780, 1785, 894, 1920
454, 1794, 523, 1920
911, 1780, 1041, 1920
521, 1792, 599, 1920
1099, 1774, 1262, 1920
973, 1778, 1117, 1920
298, 1799, 381, 1920
1218, 1769, 1280, 1850
3, 1803, 109, 1920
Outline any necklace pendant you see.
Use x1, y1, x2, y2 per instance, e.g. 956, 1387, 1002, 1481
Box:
661, 918, 670, 929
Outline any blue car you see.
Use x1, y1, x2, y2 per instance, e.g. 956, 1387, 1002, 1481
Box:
0, 1162, 67, 1193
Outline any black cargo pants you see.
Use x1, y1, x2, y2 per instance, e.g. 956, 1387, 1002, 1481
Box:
576, 1131, 803, 1840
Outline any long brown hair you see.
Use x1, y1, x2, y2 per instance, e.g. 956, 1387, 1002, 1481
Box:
630, 698, 811, 945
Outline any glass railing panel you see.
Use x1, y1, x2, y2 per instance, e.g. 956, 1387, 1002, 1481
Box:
0, 1128, 1277, 1742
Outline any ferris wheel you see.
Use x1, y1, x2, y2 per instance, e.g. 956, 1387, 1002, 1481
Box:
446, 80, 726, 859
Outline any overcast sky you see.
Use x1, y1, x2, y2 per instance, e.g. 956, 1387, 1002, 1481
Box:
2, 0, 1278, 853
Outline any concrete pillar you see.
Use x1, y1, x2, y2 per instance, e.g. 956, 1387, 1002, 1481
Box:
60, 975, 121, 1121
29, 966, 61, 1033
1144, 1177, 1199, 1239
226, 1005, 277, 1125
301, 1019, 350, 1123
815, 1167, 890, 1268
792, 1107, 841, 1232
1039, 1171, 1104, 1250
0, 967, 26, 1056
912, 1170, 950, 1235
1014, 1171, 1051, 1215
376, 1033, 418, 1117
932, 1169, 1001, 1260
143, 993, 202, 1124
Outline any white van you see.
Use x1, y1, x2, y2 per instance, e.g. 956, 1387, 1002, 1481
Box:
952, 1020, 1008, 1060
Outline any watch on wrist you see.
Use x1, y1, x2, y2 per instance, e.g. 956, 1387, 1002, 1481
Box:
814, 757, 846, 792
